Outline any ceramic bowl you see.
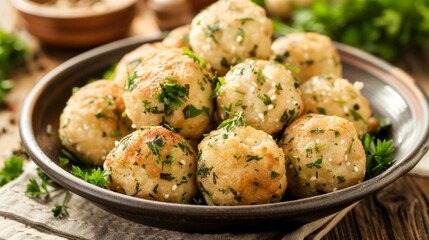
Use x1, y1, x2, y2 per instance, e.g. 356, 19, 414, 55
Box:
12, 0, 137, 48
19, 36, 429, 232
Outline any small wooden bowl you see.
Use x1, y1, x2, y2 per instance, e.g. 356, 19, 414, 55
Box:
12, 0, 137, 48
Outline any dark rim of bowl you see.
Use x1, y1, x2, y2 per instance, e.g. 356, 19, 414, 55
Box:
19, 36, 429, 218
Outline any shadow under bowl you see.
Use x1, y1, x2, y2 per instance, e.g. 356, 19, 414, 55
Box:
19, 36, 429, 232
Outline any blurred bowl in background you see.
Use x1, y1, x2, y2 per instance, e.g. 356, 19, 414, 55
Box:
12, 0, 137, 48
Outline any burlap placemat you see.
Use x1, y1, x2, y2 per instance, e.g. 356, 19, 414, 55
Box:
0, 163, 357, 240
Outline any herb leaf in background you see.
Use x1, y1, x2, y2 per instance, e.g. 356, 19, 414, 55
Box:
290, 0, 429, 62
0, 155, 24, 187
0, 29, 28, 104
0, 29, 28, 79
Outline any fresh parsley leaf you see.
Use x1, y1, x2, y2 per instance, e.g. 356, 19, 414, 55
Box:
210, 76, 225, 99
183, 48, 207, 67
157, 83, 189, 115
70, 165, 109, 188
362, 134, 395, 179
0, 155, 24, 187
60, 149, 90, 167
25, 179, 44, 197
51, 191, 70, 218
182, 104, 210, 119
217, 111, 247, 131
306, 157, 323, 169
291, 0, 429, 62
0, 29, 28, 80
102, 63, 117, 80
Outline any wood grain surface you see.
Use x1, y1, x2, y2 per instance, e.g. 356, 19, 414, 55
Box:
1, 1, 429, 239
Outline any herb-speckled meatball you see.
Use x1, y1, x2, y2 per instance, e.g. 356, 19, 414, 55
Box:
163, 24, 190, 48
104, 126, 198, 203
197, 121, 287, 205
189, 0, 273, 75
271, 32, 342, 84
122, 48, 214, 139
113, 42, 166, 88
301, 74, 371, 135
280, 114, 366, 198
217, 59, 303, 135
59, 80, 132, 166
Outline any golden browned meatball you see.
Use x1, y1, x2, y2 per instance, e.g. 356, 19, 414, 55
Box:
301, 74, 371, 135
189, 0, 273, 75
113, 42, 166, 88
280, 114, 366, 198
217, 59, 303, 135
271, 32, 342, 84
59, 80, 132, 166
104, 126, 198, 203
197, 123, 287, 205
163, 24, 190, 48
122, 48, 213, 139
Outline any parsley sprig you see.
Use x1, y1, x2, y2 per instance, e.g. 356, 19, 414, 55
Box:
362, 134, 395, 179
218, 111, 247, 131
71, 166, 109, 188
0, 155, 24, 187
25, 168, 70, 219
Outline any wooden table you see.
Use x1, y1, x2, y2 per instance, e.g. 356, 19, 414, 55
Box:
1, 1, 429, 239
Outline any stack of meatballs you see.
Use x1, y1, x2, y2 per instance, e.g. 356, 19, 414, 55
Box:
59, 0, 372, 205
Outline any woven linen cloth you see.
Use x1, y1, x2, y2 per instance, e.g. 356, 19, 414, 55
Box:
0, 162, 357, 240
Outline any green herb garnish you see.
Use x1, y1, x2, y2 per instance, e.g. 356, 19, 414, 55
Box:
70, 165, 109, 188
362, 134, 395, 179
0, 155, 24, 187
157, 83, 189, 115
217, 111, 247, 131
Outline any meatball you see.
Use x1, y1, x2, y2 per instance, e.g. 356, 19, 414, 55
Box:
189, 0, 273, 75
265, 0, 313, 19
217, 59, 303, 135
122, 48, 213, 139
197, 124, 287, 205
113, 42, 166, 88
271, 32, 342, 84
104, 126, 198, 203
59, 80, 132, 166
280, 114, 366, 198
162, 24, 190, 48
301, 74, 371, 135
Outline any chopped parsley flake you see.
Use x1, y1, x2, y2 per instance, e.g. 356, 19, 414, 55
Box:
183, 104, 210, 119
160, 173, 175, 181
270, 171, 280, 179
306, 157, 323, 169
183, 48, 207, 67
157, 83, 189, 116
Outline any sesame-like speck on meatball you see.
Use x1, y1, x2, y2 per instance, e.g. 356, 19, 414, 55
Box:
162, 24, 190, 49
189, 0, 273, 75
122, 48, 214, 139
113, 42, 166, 88
104, 126, 198, 203
280, 114, 366, 199
197, 123, 287, 205
301, 74, 371, 135
271, 32, 342, 84
217, 59, 303, 135
59, 80, 132, 166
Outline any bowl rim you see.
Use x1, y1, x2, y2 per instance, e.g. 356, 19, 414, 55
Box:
12, 0, 137, 19
19, 36, 429, 220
